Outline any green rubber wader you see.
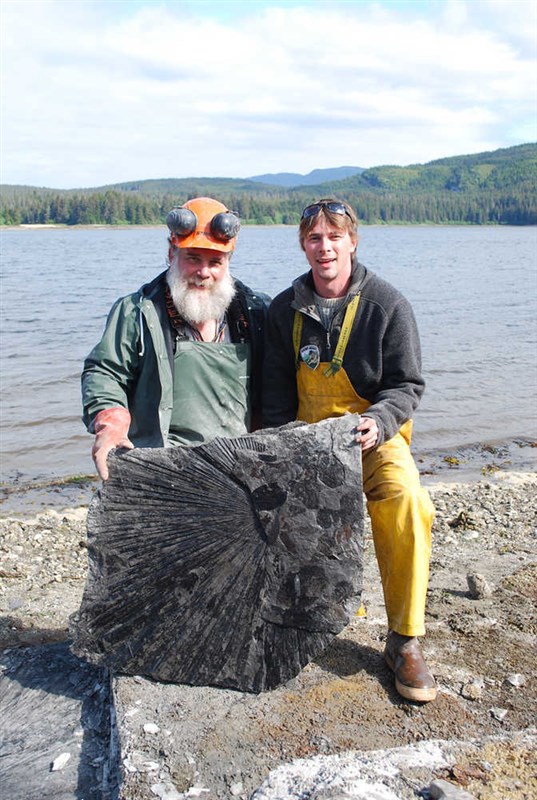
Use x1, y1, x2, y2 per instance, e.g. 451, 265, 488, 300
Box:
168, 340, 251, 446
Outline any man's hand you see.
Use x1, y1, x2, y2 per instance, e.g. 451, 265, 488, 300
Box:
353, 415, 379, 452
92, 407, 134, 480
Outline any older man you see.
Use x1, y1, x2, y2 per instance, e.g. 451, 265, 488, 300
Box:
263, 198, 436, 703
82, 196, 268, 480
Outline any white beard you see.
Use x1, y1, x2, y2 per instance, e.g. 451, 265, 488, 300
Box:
166, 257, 236, 324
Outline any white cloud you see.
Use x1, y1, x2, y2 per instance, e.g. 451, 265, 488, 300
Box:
1, 0, 536, 187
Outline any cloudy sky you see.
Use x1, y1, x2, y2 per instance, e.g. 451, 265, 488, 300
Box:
2, 0, 536, 188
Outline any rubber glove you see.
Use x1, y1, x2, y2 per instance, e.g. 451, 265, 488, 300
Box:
92, 407, 134, 480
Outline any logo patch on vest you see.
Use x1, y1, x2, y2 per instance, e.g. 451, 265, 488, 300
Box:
300, 344, 320, 370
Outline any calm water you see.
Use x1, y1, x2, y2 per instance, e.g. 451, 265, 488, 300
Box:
1, 225, 536, 482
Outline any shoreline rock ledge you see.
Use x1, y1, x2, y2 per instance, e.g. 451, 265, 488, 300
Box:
1, 459, 536, 798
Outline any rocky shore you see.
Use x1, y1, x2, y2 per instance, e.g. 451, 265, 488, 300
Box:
1, 442, 536, 799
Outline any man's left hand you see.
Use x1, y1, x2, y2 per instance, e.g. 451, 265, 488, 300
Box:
354, 416, 378, 451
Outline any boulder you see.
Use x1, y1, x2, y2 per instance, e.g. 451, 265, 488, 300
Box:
71, 417, 364, 692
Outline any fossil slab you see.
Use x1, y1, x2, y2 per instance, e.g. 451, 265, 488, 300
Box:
71, 417, 364, 692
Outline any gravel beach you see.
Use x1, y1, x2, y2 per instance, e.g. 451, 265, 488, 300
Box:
1, 439, 536, 799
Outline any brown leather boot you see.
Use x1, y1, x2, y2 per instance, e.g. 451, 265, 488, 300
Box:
384, 631, 437, 702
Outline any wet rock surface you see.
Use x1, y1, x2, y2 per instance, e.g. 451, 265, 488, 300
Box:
1, 461, 536, 799
0, 641, 116, 800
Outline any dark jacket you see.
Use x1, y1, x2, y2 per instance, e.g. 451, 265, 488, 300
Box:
262, 260, 425, 445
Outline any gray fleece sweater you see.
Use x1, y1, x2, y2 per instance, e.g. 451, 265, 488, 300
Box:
262, 260, 425, 445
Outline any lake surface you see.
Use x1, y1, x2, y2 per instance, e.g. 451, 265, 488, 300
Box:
1, 224, 536, 482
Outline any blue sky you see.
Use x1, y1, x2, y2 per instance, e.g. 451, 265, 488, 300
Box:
1, 0, 536, 188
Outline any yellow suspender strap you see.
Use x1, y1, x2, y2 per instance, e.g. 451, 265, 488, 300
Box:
323, 292, 361, 377
292, 293, 361, 375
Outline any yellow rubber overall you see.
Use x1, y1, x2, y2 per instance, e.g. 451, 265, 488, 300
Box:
294, 311, 434, 637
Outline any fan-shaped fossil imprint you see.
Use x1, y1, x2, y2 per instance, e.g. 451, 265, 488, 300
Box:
71, 417, 364, 692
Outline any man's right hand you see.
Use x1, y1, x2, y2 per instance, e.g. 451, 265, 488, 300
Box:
92, 407, 134, 480
354, 415, 379, 452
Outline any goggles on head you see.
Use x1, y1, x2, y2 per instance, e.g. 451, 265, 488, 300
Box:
301, 201, 353, 221
166, 206, 240, 242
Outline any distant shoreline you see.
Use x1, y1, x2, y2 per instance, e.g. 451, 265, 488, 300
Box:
1, 437, 535, 518
3, 220, 534, 230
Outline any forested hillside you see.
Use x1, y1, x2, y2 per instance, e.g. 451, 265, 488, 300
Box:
1, 144, 535, 226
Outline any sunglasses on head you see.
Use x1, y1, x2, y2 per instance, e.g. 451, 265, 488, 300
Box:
301, 201, 353, 220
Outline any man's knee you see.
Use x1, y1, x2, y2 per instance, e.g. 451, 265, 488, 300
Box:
363, 440, 422, 501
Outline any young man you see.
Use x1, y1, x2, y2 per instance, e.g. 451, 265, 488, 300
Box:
263, 198, 436, 702
82, 196, 268, 480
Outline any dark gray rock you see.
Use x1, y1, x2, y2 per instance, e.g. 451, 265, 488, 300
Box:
70, 417, 363, 692
0, 642, 118, 800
